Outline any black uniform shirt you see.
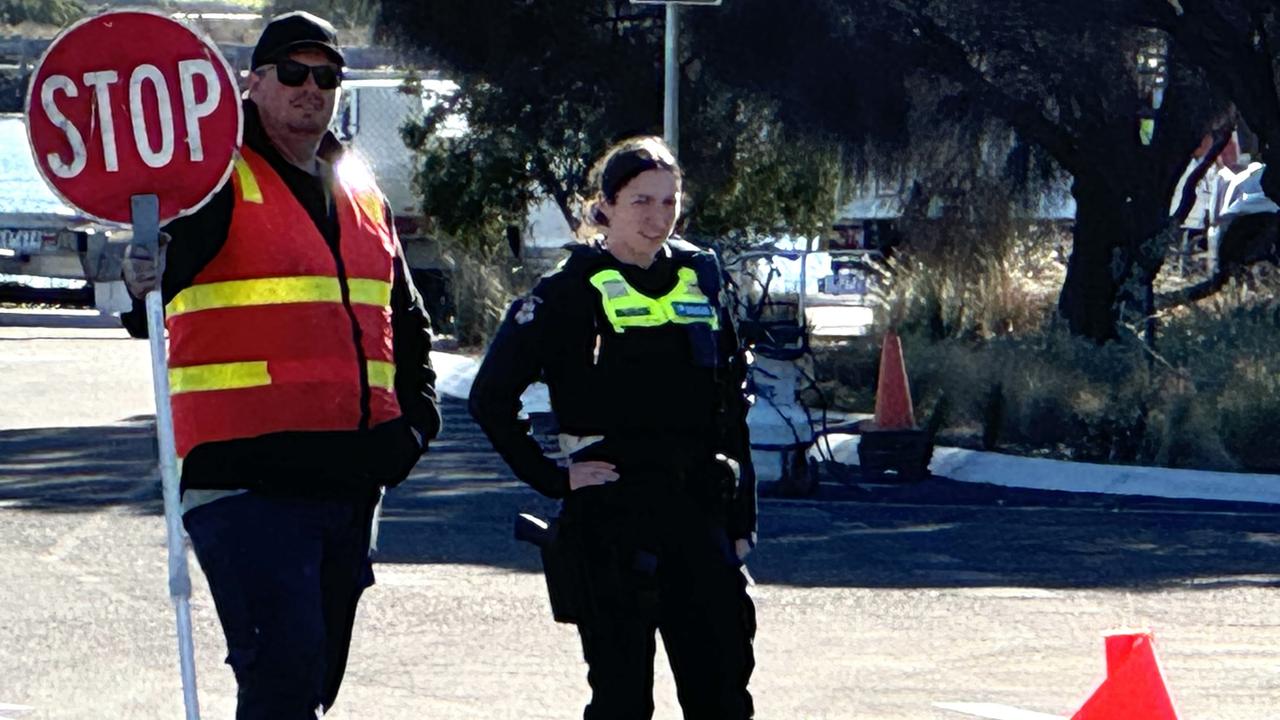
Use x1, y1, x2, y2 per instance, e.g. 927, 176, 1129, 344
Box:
587, 250, 721, 454
469, 241, 756, 540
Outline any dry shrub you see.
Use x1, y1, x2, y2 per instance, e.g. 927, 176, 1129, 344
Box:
439, 244, 540, 349
815, 292, 1280, 472
898, 331, 1154, 462
882, 183, 1068, 340
1157, 298, 1280, 471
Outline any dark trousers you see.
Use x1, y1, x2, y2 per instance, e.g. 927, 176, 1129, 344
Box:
183, 490, 378, 720
569, 496, 756, 720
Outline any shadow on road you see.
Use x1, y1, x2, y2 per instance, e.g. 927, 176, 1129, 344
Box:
0, 417, 158, 512
0, 308, 119, 330
2, 398, 1277, 590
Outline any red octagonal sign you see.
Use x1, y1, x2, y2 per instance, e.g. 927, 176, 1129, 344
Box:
25, 10, 243, 225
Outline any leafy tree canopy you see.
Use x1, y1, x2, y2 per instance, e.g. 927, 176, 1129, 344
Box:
268, 0, 377, 30
0, 0, 84, 26
377, 0, 1280, 342
377, 0, 849, 253
702, 0, 1233, 340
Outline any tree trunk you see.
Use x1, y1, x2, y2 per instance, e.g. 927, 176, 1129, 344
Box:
1059, 178, 1126, 340
1058, 174, 1170, 341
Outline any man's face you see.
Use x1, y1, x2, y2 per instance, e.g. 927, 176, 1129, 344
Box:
248, 47, 340, 140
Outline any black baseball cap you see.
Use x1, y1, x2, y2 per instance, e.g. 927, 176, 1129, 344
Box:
251, 11, 345, 70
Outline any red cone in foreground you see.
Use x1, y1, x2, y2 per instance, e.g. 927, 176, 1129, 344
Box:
872, 330, 916, 430
1071, 632, 1179, 720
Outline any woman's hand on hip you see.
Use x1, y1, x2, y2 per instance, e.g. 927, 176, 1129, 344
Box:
568, 460, 619, 491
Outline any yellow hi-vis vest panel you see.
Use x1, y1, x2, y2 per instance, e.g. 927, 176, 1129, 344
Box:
588, 266, 720, 333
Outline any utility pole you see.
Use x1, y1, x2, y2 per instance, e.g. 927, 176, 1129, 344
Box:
632, 0, 722, 157
664, 3, 679, 152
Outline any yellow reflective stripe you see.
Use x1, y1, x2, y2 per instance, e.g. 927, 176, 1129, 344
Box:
348, 278, 393, 307
367, 360, 395, 391
170, 360, 394, 394
169, 361, 270, 394
588, 269, 665, 332
234, 157, 263, 204
355, 192, 386, 227
168, 277, 340, 316
588, 267, 719, 332
660, 267, 720, 330
166, 276, 392, 317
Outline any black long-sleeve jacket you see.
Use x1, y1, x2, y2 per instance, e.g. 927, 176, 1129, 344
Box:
143, 101, 440, 496
468, 240, 756, 541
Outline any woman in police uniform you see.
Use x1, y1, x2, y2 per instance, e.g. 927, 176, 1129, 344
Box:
469, 136, 756, 719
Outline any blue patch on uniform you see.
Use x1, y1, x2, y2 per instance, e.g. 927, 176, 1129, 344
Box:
671, 302, 714, 318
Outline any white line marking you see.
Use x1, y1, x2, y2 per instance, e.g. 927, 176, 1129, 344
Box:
933, 702, 1066, 720
776, 496, 1279, 518
953, 587, 1060, 599
0, 700, 34, 719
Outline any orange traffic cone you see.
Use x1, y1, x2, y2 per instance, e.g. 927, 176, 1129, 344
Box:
873, 330, 916, 430
1071, 631, 1179, 720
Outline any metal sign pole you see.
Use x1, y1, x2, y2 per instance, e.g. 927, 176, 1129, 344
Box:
26, 14, 238, 713
664, 3, 679, 154
132, 193, 201, 720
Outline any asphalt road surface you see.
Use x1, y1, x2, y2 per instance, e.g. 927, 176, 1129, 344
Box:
2, 307, 1279, 719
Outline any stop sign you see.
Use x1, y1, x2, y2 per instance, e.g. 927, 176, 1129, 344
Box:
25, 10, 243, 225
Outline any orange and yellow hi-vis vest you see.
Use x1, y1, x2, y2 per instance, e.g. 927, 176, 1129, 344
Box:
165, 146, 402, 459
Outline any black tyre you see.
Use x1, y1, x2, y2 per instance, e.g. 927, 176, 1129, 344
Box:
776, 447, 819, 497
120, 294, 148, 338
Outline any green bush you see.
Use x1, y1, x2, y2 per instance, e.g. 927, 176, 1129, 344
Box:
1159, 300, 1280, 471
1218, 383, 1280, 471
1, 0, 84, 26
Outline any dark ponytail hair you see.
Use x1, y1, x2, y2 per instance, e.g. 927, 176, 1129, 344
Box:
585, 136, 682, 229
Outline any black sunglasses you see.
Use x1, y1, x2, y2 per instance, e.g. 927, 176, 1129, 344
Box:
266, 59, 343, 90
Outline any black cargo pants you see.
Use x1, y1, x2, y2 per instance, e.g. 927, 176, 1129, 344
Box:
183, 489, 379, 720
564, 483, 756, 720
